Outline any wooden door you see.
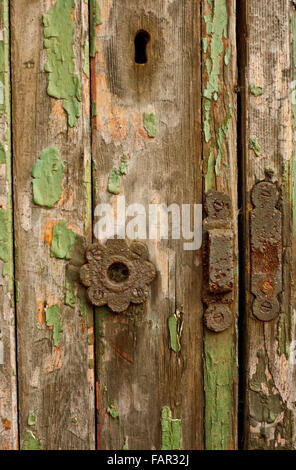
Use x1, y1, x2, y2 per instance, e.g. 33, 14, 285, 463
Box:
1, 0, 295, 451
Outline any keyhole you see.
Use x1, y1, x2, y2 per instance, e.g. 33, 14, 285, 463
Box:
107, 262, 130, 283
134, 30, 150, 64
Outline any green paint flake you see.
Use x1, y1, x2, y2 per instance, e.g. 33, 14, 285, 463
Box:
250, 83, 264, 96
0, 39, 4, 116
107, 404, 120, 421
119, 155, 128, 175
122, 439, 128, 450
204, 332, 235, 449
91, 99, 97, 117
72, 417, 78, 424
45, 305, 62, 347
203, 0, 228, 100
143, 112, 157, 138
28, 413, 36, 426
65, 276, 76, 307
22, 430, 42, 450
43, 0, 82, 127
0, 142, 5, 164
90, 0, 102, 57
202, 37, 208, 54
83, 40, 90, 78
224, 48, 230, 66
168, 315, 180, 353
161, 406, 181, 450
50, 220, 76, 259
249, 136, 261, 157
31, 146, 64, 208
0, 209, 8, 274
108, 168, 121, 195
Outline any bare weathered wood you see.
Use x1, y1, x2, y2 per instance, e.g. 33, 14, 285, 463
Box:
201, 0, 238, 449
0, 0, 18, 450
240, 0, 296, 449
92, 0, 204, 450
11, 0, 95, 449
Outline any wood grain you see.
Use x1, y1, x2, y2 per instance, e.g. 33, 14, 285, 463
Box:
239, 0, 296, 449
11, 0, 95, 449
0, 0, 18, 450
92, 0, 204, 450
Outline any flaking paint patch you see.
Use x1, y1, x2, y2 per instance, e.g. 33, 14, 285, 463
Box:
45, 305, 62, 347
50, 220, 76, 259
90, 0, 102, 57
161, 406, 181, 450
168, 315, 181, 352
31, 146, 64, 208
143, 112, 157, 138
65, 276, 76, 307
22, 430, 42, 450
250, 83, 264, 96
43, 0, 82, 127
27, 413, 36, 426
0, 142, 5, 164
249, 137, 261, 157
0, 208, 8, 275
204, 332, 235, 450
107, 157, 128, 195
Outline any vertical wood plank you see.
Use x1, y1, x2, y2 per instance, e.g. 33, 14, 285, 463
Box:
201, 0, 238, 449
11, 0, 95, 449
92, 0, 204, 449
240, 0, 296, 449
0, 0, 18, 450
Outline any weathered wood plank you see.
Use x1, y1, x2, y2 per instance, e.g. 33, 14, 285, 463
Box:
240, 0, 296, 449
0, 0, 18, 450
201, 0, 238, 450
11, 0, 95, 449
92, 0, 204, 449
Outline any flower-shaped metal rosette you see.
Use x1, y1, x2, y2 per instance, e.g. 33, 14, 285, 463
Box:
80, 239, 156, 313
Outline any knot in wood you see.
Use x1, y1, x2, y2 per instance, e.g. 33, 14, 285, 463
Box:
80, 239, 156, 313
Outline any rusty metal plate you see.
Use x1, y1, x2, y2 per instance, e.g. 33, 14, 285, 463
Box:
208, 228, 233, 293
250, 179, 282, 322
203, 191, 234, 333
80, 239, 156, 313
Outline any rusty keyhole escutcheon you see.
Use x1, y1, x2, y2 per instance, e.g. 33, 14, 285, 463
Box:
80, 239, 156, 313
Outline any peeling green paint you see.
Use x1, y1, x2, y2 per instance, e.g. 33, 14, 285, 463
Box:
224, 48, 230, 66
83, 39, 90, 78
65, 276, 76, 307
203, 99, 211, 143
108, 168, 121, 195
119, 155, 128, 175
90, 0, 102, 57
28, 413, 36, 426
168, 315, 180, 353
161, 406, 181, 450
0, 209, 8, 275
0, 142, 5, 164
0, 38, 4, 116
22, 430, 42, 450
203, 0, 228, 100
31, 146, 64, 208
202, 37, 208, 54
43, 0, 82, 127
122, 439, 128, 450
45, 305, 62, 347
143, 112, 157, 138
249, 137, 261, 157
107, 404, 120, 421
215, 104, 232, 175
204, 332, 235, 449
50, 220, 76, 259
91, 99, 97, 117
250, 83, 264, 96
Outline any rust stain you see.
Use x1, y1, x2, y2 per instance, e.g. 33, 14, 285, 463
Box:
37, 300, 45, 325
2, 418, 11, 431
70, 7, 75, 22
110, 343, 134, 364
44, 220, 59, 246
51, 99, 66, 125
44, 345, 63, 373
